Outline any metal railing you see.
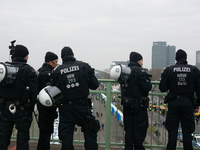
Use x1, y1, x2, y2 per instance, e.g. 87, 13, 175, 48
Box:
11, 79, 200, 150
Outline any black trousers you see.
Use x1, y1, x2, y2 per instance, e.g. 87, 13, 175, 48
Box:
37, 102, 57, 150
166, 98, 194, 150
37, 130, 52, 150
59, 104, 98, 150
0, 105, 31, 150
123, 106, 148, 150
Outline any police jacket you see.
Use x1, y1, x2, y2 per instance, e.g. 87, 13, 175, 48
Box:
52, 56, 99, 101
159, 59, 200, 98
0, 57, 38, 110
121, 61, 152, 99
37, 63, 54, 92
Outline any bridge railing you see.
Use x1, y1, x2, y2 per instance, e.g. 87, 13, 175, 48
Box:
11, 79, 200, 150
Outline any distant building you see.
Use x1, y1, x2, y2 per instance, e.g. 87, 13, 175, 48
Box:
196, 51, 200, 65
152, 41, 175, 69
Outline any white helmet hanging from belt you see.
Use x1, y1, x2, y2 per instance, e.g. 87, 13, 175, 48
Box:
38, 86, 63, 107
110, 64, 131, 83
0, 62, 19, 84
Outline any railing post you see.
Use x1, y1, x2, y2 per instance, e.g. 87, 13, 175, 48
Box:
105, 81, 112, 150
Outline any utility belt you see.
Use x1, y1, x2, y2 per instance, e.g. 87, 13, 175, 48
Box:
164, 93, 193, 104
123, 97, 149, 109
0, 98, 30, 114
5, 101, 26, 110
63, 98, 89, 106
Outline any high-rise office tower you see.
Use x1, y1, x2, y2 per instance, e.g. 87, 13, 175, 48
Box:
152, 41, 175, 69
196, 51, 200, 65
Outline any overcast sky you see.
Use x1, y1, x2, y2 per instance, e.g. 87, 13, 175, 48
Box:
0, 0, 200, 71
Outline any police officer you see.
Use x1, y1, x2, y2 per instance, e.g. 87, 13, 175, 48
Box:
0, 45, 38, 150
121, 52, 152, 150
37, 51, 58, 150
159, 49, 200, 150
52, 46, 99, 150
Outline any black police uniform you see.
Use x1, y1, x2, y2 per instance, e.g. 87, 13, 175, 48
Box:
37, 63, 58, 150
0, 57, 38, 150
52, 55, 99, 150
121, 61, 152, 150
159, 58, 200, 150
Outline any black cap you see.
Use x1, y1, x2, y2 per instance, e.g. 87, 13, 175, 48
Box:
45, 52, 58, 62
175, 49, 187, 61
14, 45, 29, 58
61, 46, 74, 58
129, 52, 143, 62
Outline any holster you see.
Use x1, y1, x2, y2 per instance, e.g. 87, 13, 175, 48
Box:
191, 96, 199, 109
141, 97, 149, 109
82, 116, 100, 133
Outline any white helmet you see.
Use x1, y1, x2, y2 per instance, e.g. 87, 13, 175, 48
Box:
0, 62, 19, 84
110, 65, 121, 81
110, 64, 131, 82
0, 63, 7, 83
38, 86, 63, 107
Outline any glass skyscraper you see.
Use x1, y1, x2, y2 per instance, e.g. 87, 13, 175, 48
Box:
152, 41, 175, 69
196, 51, 200, 65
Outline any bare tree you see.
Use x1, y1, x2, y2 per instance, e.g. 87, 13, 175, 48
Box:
102, 68, 110, 79
149, 69, 163, 81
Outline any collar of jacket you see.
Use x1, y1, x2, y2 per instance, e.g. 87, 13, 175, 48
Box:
128, 61, 141, 67
12, 57, 27, 63
62, 56, 76, 63
38, 63, 53, 71
176, 59, 188, 65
